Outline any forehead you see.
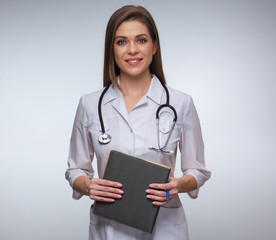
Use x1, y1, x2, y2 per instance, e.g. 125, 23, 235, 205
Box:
115, 20, 149, 36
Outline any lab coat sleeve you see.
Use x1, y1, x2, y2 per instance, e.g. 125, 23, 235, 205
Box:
179, 96, 211, 199
65, 97, 94, 200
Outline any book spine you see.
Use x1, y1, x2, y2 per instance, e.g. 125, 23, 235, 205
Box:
148, 167, 171, 233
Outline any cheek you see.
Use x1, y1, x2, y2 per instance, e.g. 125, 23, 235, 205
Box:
145, 49, 154, 63
114, 48, 124, 64
144, 46, 155, 60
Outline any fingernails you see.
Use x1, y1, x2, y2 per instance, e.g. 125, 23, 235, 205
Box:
117, 183, 122, 187
149, 184, 154, 188
118, 189, 124, 194
146, 189, 151, 193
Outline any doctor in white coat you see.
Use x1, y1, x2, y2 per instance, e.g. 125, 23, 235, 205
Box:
65, 5, 211, 240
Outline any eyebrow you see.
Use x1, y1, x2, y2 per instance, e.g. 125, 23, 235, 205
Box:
115, 34, 149, 39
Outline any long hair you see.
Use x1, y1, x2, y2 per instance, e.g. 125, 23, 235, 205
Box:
103, 5, 166, 87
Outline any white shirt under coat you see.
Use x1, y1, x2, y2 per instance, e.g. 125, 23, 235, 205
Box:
65, 75, 211, 240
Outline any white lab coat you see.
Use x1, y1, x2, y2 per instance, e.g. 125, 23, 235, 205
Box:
65, 75, 211, 240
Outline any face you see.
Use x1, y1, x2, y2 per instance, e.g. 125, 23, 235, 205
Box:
113, 20, 157, 80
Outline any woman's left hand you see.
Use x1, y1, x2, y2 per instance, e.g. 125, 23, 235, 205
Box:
146, 177, 180, 206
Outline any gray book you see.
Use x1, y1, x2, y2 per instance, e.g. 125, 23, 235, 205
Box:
93, 150, 171, 233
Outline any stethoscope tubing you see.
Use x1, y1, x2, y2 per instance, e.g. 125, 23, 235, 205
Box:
156, 104, 177, 122
98, 82, 112, 135
98, 79, 178, 152
157, 81, 177, 122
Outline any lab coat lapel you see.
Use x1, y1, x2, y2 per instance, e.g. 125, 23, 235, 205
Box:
103, 75, 165, 128
104, 84, 132, 129
146, 75, 165, 105
112, 94, 131, 127
131, 94, 148, 109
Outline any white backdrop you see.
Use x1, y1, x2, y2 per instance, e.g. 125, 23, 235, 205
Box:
0, 0, 275, 239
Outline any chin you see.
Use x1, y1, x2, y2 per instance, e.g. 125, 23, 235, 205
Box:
122, 69, 151, 79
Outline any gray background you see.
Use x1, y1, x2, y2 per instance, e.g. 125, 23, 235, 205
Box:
1, 0, 275, 239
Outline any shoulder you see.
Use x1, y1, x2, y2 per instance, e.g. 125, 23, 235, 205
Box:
166, 85, 193, 107
165, 85, 198, 125
77, 88, 105, 117
81, 88, 104, 104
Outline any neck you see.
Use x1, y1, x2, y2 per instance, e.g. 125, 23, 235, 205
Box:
119, 72, 152, 97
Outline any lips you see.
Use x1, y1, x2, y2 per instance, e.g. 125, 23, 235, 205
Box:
125, 58, 143, 66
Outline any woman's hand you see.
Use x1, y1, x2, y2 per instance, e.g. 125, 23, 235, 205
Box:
87, 178, 124, 203
146, 175, 197, 206
146, 177, 180, 206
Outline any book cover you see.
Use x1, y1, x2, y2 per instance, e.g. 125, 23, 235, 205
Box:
93, 150, 171, 233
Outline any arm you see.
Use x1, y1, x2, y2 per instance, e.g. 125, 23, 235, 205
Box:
65, 97, 123, 202
72, 175, 91, 196
146, 96, 211, 206
65, 97, 94, 200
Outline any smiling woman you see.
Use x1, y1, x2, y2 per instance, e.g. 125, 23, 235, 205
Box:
113, 21, 157, 83
65, 5, 211, 240
103, 5, 166, 88
113, 20, 157, 112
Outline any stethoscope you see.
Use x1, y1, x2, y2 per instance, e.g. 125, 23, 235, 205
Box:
98, 80, 178, 153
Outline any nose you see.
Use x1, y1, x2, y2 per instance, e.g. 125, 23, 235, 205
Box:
128, 42, 138, 55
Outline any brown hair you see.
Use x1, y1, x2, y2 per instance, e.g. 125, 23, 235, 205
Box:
103, 5, 166, 87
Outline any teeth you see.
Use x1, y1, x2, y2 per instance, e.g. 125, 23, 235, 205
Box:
128, 59, 140, 62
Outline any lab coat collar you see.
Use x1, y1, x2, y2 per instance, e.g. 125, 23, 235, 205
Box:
102, 74, 165, 105
146, 75, 165, 105
104, 77, 129, 128
102, 84, 118, 105
101, 75, 165, 131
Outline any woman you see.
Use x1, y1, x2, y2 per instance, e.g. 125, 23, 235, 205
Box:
66, 5, 211, 240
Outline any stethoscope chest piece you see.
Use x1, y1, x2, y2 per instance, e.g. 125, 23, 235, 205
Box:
97, 79, 177, 151
98, 133, 111, 144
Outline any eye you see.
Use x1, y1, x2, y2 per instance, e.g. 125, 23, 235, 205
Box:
117, 40, 126, 45
138, 38, 147, 44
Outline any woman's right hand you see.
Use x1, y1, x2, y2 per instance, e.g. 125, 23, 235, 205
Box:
87, 178, 124, 203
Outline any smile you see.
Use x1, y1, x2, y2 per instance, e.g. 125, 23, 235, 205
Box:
126, 58, 143, 65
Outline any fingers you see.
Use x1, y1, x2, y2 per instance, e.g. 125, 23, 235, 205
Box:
93, 178, 122, 188
147, 179, 178, 206
146, 188, 171, 200
146, 188, 168, 205
146, 188, 167, 198
149, 181, 176, 190
90, 190, 122, 202
88, 178, 123, 203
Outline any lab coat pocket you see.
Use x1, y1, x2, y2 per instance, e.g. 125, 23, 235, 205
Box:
157, 206, 186, 225
157, 118, 180, 153
90, 204, 111, 240
159, 117, 171, 134
153, 207, 189, 240
158, 118, 171, 148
